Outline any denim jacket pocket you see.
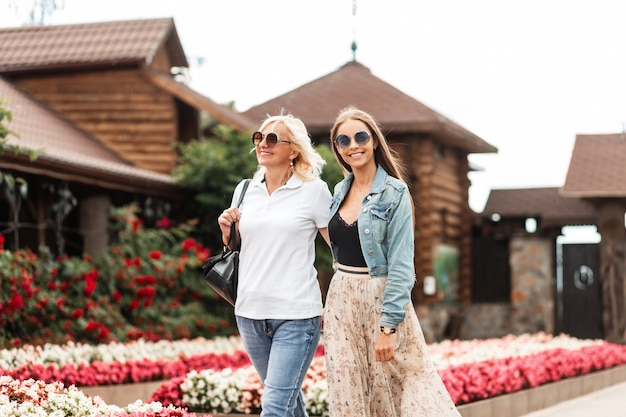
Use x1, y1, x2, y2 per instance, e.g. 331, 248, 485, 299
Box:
370, 204, 391, 243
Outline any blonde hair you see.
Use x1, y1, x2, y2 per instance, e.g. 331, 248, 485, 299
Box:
330, 106, 408, 182
254, 111, 326, 181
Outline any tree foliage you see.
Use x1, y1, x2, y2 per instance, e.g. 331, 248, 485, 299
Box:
173, 124, 257, 249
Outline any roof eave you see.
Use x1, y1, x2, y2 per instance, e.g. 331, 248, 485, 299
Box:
560, 189, 626, 199
0, 152, 186, 200
0, 59, 144, 76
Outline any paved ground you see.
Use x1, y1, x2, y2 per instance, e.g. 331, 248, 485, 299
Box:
518, 381, 626, 417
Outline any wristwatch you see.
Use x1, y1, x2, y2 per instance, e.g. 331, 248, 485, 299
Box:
380, 326, 396, 335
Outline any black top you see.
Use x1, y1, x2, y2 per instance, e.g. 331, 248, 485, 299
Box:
329, 211, 367, 267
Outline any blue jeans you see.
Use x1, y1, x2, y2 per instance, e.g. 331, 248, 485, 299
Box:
236, 315, 321, 417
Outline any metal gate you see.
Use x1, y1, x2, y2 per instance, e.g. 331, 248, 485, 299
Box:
558, 243, 602, 339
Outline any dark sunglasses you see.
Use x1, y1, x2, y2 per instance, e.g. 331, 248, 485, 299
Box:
334, 130, 371, 149
251, 131, 292, 147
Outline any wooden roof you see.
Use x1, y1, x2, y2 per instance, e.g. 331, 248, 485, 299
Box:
561, 133, 626, 198
0, 18, 187, 74
243, 61, 497, 154
0, 75, 181, 198
0, 18, 256, 197
0, 18, 255, 132
482, 187, 596, 226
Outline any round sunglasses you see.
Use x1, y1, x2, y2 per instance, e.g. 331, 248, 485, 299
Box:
251, 131, 292, 147
334, 130, 371, 149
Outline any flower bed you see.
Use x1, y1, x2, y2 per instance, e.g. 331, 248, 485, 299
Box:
149, 333, 626, 415
0, 336, 248, 387
0, 376, 198, 417
2, 333, 626, 416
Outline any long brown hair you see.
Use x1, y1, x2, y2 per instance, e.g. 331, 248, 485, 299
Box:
330, 106, 408, 182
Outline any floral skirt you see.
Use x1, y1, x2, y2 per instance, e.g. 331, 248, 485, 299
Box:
323, 264, 461, 417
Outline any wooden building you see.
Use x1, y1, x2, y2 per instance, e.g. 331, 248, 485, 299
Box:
474, 133, 626, 345
477, 187, 597, 339
0, 18, 254, 255
243, 61, 497, 326
562, 133, 626, 344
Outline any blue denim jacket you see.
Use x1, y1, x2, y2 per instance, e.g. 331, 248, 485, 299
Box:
329, 165, 416, 328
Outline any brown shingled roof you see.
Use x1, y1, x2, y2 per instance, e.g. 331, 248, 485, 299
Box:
482, 187, 596, 226
0, 76, 181, 198
0, 18, 187, 74
561, 133, 626, 198
243, 61, 497, 154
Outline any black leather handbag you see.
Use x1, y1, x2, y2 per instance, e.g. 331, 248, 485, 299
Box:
201, 179, 250, 306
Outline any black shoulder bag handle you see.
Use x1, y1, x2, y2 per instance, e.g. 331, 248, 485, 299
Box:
227, 179, 251, 251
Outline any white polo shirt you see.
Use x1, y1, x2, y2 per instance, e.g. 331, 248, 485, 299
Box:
231, 176, 332, 320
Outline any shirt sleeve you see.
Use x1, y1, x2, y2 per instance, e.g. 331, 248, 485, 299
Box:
312, 179, 333, 228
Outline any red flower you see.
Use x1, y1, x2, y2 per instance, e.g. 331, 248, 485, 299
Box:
112, 291, 122, 302
129, 299, 140, 311
0, 234, 4, 247
98, 326, 110, 341
83, 270, 98, 296
156, 217, 171, 228
149, 250, 163, 260
182, 238, 196, 252
21, 282, 34, 298
8, 292, 23, 311
85, 320, 99, 332
35, 298, 48, 310
137, 287, 156, 299
71, 309, 84, 319
131, 218, 142, 233
135, 275, 157, 285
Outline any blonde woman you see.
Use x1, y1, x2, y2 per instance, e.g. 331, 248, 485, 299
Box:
218, 112, 331, 417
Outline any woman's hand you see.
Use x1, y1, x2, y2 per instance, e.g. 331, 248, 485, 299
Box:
375, 332, 395, 362
217, 208, 240, 247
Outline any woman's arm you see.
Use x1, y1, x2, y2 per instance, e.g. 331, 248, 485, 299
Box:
318, 227, 330, 247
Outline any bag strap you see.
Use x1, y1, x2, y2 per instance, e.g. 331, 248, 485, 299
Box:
229, 179, 251, 251
235, 179, 251, 208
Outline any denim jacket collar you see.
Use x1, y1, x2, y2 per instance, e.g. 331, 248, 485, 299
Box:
337, 164, 388, 198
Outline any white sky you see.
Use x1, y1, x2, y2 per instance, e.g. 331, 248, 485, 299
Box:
2, 0, 626, 213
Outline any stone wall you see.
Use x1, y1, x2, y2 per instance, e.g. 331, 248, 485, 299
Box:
509, 236, 554, 334
417, 235, 556, 341
416, 303, 512, 342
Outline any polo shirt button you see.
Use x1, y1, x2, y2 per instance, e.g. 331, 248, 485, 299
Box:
367, 195, 371, 200
364, 229, 370, 234
368, 251, 374, 256
362, 208, 367, 213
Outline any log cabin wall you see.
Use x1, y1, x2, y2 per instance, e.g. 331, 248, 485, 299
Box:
400, 135, 472, 305
14, 69, 179, 174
